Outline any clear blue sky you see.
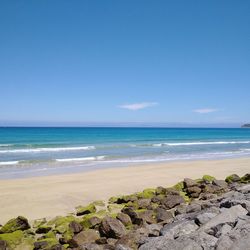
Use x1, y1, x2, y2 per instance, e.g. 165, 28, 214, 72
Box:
0, 1, 249, 126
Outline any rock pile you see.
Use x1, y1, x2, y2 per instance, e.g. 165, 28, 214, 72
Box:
0, 173, 250, 250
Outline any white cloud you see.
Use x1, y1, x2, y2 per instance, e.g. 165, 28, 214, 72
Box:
119, 102, 158, 111
193, 108, 219, 114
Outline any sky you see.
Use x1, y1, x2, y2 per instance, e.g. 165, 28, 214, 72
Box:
0, 0, 249, 127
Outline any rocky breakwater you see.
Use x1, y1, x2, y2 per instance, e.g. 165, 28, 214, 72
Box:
0, 173, 250, 250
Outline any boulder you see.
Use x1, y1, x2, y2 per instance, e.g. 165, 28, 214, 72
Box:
160, 220, 199, 239
0, 216, 30, 233
241, 173, 250, 183
137, 199, 151, 209
145, 224, 162, 237
116, 213, 132, 227
195, 212, 218, 226
225, 174, 241, 183
35, 225, 52, 234
76, 204, 96, 216
69, 221, 83, 234
68, 229, 100, 247
139, 236, 202, 250
99, 217, 126, 239
137, 210, 155, 224
155, 207, 174, 223
0, 240, 7, 250
199, 205, 248, 231
183, 178, 198, 188
186, 186, 202, 198
161, 195, 185, 209
186, 203, 201, 214
155, 186, 167, 195
212, 179, 228, 189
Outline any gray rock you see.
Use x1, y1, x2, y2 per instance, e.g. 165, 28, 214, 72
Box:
186, 203, 202, 213
145, 223, 162, 237
212, 179, 228, 189
160, 220, 199, 239
236, 184, 250, 193
195, 212, 218, 225
115, 244, 132, 250
230, 235, 250, 250
220, 199, 250, 212
199, 205, 248, 231
139, 236, 202, 250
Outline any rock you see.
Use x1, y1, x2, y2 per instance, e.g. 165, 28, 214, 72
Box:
99, 217, 126, 239
195, 212, 218, 226
220, 199, 250, 212
137, 210, 155, 224
0, 216, 30, 233
186, 186, 202, 198
199, 205, 248, 231
139, 236, 202, 250
69, 221, 83, 234
186, 203, 201, 214
214, 223, 232, 238
115, 244, 133, 250
183, 178, 198, 188
121, 207, 142, 225
241, 173, 250, 183
155, 186, 167, 195
137, 199, 151, 209
145, 224, 162, 237
225, 174, 241, 183
230, 235, 250, 250
68, 229, 100, 247
76, 203, 97, 216
202, 175, 216, 183
212, 179, 228, 189
116, 213, 132, 227
155, 207, 174, 223
160, 220, 199, 239
35, 225, 52, 234
161, 195, 185, 209
0, 240, 7, 250
79, 243, 103, 250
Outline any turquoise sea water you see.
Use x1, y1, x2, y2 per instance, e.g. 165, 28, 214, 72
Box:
0, 127, 250, 179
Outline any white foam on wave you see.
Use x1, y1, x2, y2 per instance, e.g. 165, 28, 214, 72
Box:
0, 161, 19, 166
0, 144, 12, 147
152, 141, 250, 147
56, 156, 106, 162
0, 146, 96, 153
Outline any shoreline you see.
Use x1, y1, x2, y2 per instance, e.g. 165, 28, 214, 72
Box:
0, 157, 250, 224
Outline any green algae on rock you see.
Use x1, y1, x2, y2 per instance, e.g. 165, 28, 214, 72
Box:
76, 203, 97, 216
0, 216, 30, 234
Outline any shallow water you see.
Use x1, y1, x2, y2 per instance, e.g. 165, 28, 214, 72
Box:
0, 127, 250, 179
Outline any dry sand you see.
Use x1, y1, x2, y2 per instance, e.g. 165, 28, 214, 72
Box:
0, 157, 250, 224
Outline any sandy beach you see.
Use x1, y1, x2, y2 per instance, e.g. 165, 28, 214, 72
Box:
0, 157, 249, 224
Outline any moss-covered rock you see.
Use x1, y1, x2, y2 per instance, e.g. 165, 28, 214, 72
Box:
32, 218, 47, 229
80, 210, 107, 229
0, 216, 30, 234
179, 191, 191, 203
172, 181, 184, 191
35, 226, 52, 234
137, 188, 155, 199
0, 230, 34, 250
107, 204, 125, 214
76, 203, 96, 216
225, 174, 241, 183
202, 175, 216, 183
241, 173, 250, 183
91, 200, 105, 207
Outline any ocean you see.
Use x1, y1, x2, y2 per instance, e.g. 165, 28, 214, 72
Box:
0, 127, 250, 179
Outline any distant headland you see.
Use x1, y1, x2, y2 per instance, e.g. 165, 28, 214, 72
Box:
242, 124, 250, 128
